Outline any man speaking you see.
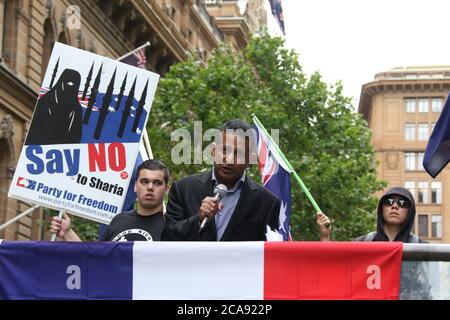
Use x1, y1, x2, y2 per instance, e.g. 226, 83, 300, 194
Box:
161, 119, 280, 241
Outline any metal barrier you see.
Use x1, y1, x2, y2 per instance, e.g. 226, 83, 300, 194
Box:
401, 244, 450, 300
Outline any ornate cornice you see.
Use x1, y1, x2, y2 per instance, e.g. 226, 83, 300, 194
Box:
358, 79, 450, 121
0, 114, 14, 140
74, 0, 131, 56
189, 2, 223, 47
133, 0, 190, 61
0, 64, 37, 119
0, 114, 16, 171
213, 17, 250, 50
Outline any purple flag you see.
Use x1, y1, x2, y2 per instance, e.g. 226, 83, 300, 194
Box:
268, 0, 285, 34
424, 92, 450, 178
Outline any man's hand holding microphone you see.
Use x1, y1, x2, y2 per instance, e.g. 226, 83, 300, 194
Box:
199, 184, 227, 230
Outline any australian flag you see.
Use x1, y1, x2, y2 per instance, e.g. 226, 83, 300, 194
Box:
268, 0, 285, 35
119, 48, 147, 69
424, 92, 450, 178
254, 120, 292, 240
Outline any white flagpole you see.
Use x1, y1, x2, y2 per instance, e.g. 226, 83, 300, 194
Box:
142, 128, 154, 159
116, 41, 151, 61
0, 204, 40, 231
50, 209, 65, 241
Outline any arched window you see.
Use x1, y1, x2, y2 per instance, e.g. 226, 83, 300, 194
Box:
41, 19, 55, 80
2, 0, 18, 68
58, 32, 67, 44
0, 139, 8, 232
0, 116, 15, 239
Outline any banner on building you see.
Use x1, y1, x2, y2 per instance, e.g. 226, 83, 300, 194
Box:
8, 42, 160, 224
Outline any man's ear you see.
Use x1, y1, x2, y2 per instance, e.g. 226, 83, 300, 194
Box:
134, 181, 137, 193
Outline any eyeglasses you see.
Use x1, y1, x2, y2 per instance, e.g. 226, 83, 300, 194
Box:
383, 198, 410, 208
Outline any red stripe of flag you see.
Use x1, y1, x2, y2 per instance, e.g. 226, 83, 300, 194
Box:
264, 241, 403, 300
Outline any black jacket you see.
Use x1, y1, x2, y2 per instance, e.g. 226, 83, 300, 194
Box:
161, 171, 280, 241
355, 187, 426, 243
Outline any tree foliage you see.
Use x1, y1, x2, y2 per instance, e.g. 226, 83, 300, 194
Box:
148, 32, 385, 240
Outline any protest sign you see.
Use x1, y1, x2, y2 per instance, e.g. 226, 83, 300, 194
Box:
8, 42, 159, 224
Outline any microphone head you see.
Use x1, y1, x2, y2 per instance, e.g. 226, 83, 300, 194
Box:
214, 184, 228, 201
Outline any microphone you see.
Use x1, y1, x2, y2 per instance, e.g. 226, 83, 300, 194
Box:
200, 184, 228, 230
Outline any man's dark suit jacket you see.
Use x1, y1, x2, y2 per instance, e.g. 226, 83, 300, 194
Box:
161, 170, 280, 241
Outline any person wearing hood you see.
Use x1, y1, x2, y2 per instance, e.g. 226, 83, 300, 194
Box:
355, 186, 426, 243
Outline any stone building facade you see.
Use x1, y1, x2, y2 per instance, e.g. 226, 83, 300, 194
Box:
359, 66, 450, 243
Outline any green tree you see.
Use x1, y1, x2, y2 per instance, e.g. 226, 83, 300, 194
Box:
148, 32, 385, 240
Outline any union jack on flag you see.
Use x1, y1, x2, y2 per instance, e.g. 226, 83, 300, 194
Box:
253, 120, 292, 241
119, 48, 147, 69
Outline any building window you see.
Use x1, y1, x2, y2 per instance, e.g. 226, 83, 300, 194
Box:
432, 215, 442, 238
432, 98, 443, 112
418, 98, 428, 112
2, 0, 17, 67
405, 181, 416, 200
418, 152, 424, 171
405, 123, 415, 141
431, 181, 442, 204
42, 19, 55, 81
58, 32, 67, 45
418, 123, 428, 141
404, 153, 415, 170
418, 181, 428, 203
405, 99, 416, 113
418, 215, 428, 238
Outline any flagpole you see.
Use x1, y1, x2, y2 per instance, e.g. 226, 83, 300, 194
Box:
142, 127, 154, 159
50, 209, 65, 241
252, 114, 322, 213
0, 204, 40, 230
116, 41, 151, 61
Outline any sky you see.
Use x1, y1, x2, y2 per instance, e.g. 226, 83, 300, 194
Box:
255, 0, 450, 109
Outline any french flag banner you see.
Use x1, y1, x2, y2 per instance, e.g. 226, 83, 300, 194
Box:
0, 241, 402, 300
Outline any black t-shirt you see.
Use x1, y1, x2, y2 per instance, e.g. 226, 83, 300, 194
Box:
100, 209, 164, 241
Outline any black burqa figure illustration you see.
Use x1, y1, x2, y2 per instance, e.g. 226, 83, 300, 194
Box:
25, 69, 83, 145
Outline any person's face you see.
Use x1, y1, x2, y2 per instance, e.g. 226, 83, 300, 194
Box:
212, 131, 250, 187
382, 195, 410, 227
134, 169, 168, 210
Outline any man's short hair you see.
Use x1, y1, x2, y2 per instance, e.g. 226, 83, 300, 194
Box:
136, 159, 170, 184
220, 119, 252, 132
217, 119, 256, 163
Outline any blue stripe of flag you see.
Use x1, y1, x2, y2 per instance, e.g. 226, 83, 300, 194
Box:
0, 241, 133, 299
